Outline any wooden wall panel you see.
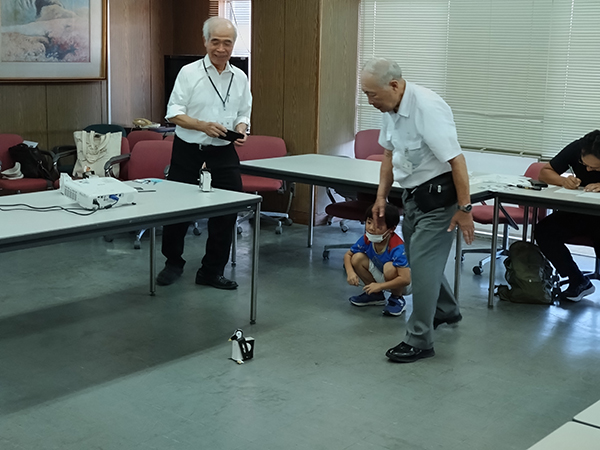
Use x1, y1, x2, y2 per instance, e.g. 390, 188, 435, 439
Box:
46, 83, 104, 149
314, 0, 360, 223
109, 0, 152, 127
250, 0, 285, 137
0, 85, 48, 148
281, 0, 322, 224
318, 0, 359, 157
172, 0, 210, 55
151, 0, 174, 122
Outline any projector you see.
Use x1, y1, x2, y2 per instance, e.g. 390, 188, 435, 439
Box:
60, 175, 138, 210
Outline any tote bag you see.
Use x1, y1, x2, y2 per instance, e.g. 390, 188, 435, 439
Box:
73, 130, 122, 178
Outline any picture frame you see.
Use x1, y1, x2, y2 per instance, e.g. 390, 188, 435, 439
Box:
0, 0, 107, 82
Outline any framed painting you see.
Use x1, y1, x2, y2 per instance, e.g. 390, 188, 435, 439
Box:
0, 0, 106, 81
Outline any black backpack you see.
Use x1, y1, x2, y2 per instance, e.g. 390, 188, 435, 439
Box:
496, 241, 556, 304
9, 143, 60, 182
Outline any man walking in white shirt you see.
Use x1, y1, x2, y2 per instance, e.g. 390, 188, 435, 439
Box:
157, 17, 252, 290
361, 58, 474, 362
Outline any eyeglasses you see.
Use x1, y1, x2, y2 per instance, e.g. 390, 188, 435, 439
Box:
579, 156, 600, 171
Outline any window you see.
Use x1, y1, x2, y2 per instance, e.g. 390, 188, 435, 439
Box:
211, 0, 251, 57
357, 0, 600, 159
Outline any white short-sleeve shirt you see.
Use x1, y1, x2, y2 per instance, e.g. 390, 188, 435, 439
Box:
165, 57, 252, 146
378, 81, 462, 189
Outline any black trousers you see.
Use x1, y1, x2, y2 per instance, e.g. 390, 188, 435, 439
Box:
534, 211, 600, 282
161, 135, 243, 276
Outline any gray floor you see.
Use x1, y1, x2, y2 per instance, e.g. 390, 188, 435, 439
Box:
1, 218, 599, 450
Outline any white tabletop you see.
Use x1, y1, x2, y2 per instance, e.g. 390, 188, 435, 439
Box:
0, 179, 262, 253
241, 154, 398, 194
575, 399, 600, 429
242, 154, 493, 200
527, 422, 600, 449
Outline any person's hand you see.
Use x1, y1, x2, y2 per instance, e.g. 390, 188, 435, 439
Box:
347, 272, 360, 286
363, 282, 383, 295
233, 124, 248, 146
584, 183, 600, 192
372, 198, 387, 228
201, 121, 227, 138
234, 134, 248, 146
563, 175, 581, 190
448, 211, 475, 245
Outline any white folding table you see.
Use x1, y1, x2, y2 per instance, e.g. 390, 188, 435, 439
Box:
0, 180, 263, 323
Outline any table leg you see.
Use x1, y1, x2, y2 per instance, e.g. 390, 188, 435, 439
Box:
308, 184, 314, 248
522, 205, 530, 241
250, 202, 261, 324
454, 229, 462, 299
150, 226, 156, 296
488, 199, 500, 307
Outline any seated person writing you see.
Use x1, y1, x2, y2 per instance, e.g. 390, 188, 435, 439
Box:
344, 203, 410, 316
535, 130, 600, 301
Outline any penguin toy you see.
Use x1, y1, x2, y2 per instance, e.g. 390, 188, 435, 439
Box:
229, 328, 255, 364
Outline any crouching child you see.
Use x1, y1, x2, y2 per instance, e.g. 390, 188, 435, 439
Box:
343, 203, 410, 316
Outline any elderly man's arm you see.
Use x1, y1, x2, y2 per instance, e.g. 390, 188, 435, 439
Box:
447, 154, 474, 244
374, 149, 395, 224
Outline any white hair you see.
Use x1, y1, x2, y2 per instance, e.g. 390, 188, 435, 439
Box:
203, 17, 237, 42
362, 58, 403, 87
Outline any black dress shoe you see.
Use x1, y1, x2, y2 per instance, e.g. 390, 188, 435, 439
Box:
156, 266, 183, 286
386, 342, 435, 363
195, 271, 238, 290
433, 313, 462, 330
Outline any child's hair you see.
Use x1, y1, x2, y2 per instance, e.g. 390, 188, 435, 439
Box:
365, 203, 400, 229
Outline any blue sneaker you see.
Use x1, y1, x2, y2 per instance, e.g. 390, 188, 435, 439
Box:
383, 295, 406, 316
349, 292, 386, 306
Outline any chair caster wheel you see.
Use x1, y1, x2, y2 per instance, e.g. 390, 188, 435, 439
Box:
275, 226, 283, 235
237, 226, 243, 235
103, 235, 113, 243
323, 251, 330, 259
283, 218, 293, 226
134, 241, 141, 250
192, 228, 201, 236
473, 266, 483, 275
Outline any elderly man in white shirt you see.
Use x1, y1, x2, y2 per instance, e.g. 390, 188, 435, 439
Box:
361, 57, 474, 363
157, 17, 252, 290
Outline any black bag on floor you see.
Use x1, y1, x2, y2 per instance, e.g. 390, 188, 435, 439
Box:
9, 143, 60, 182
496, 241, 555, 304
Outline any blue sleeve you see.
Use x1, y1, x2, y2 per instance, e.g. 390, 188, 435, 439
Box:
350, 235, 368, 254
390, 244, 409, 268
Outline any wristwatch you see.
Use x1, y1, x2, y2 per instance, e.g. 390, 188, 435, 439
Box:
458, 204, 473, 213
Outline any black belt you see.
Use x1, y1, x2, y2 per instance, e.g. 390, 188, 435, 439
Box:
200, 143, 233, 151
405, 171, 453, 200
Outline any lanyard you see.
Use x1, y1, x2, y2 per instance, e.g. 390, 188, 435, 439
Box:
203, 58, 234, 111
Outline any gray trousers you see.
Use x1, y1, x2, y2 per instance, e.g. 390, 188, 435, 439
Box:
402, 195, 460, 349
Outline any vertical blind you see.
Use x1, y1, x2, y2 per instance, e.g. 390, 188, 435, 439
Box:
357, 0, 600, 159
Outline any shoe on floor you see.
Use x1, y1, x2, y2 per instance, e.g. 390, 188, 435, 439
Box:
382, 295, 406, 316
386, 342, 435, 363
195, 270, 238, 290
561, 279, 595, 302
349, 292, 386, 306
433, 313, 463, 330
156, 265, 183, 286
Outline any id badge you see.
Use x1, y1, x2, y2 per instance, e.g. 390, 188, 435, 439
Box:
400, 158, 413, 175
